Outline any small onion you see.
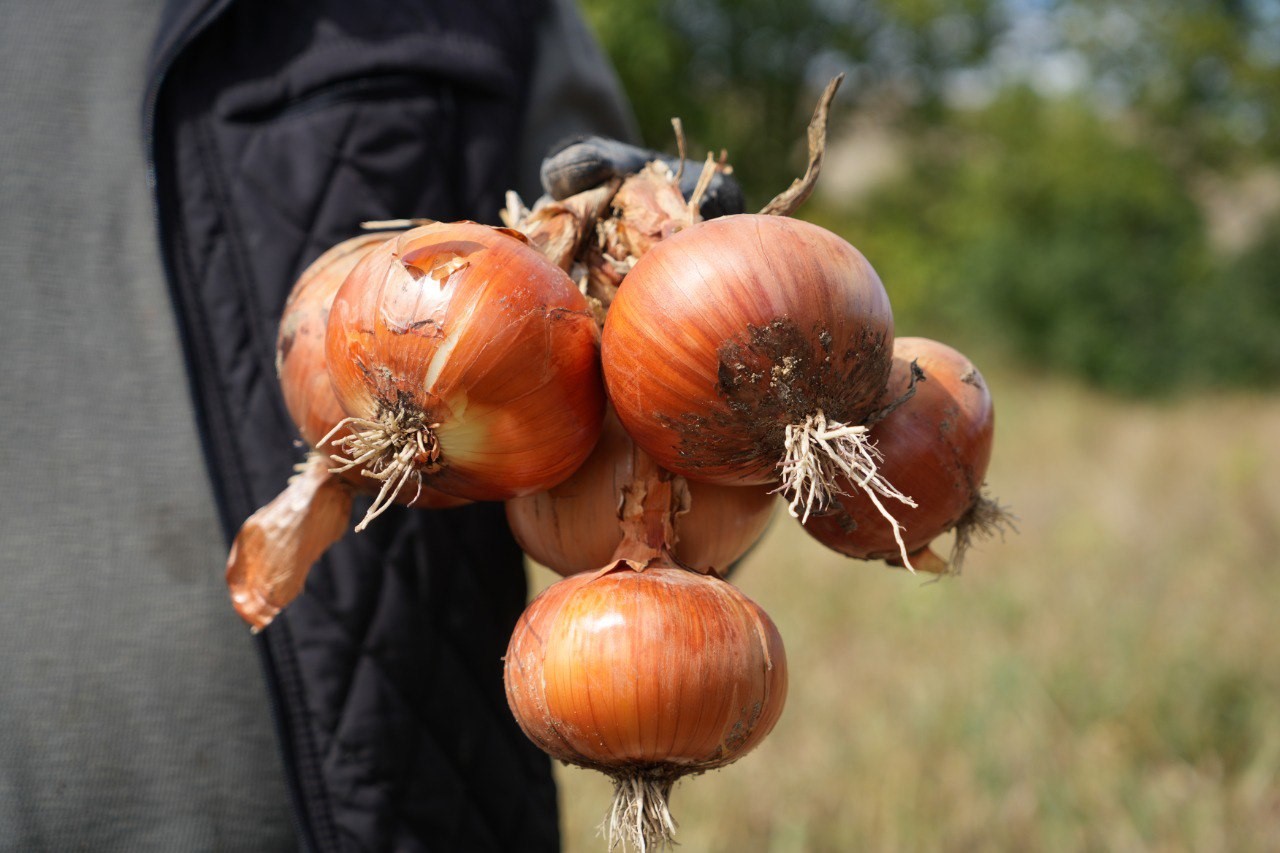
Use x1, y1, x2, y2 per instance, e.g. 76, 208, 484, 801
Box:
505, 558, 787, 850
504, 409, 776, 576
229, 233, 482, 631
324, 221, 606, 527
803, 336, 1011, 573
602, 213, 916, 563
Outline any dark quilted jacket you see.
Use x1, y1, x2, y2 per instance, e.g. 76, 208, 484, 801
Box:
144, 1, 558, 849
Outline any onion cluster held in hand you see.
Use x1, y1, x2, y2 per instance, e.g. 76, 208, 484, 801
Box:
226, 81, 1012, 848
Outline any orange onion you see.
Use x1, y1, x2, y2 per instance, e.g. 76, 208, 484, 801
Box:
505, 559, 786, 850
504, 409, 775, 576
277, 232, 389, 454
602, 213, 917, 562
324, 221, 606, 528
506, 439, 786, 849
803, 336, 1011, 573
227, 233, 476, 631
275, 230, 467, 510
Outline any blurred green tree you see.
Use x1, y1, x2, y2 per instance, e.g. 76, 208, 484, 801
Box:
1052, 0, 1280, 168
581, 0, 1280, 394
825, 89, 1217, 395
579, 0, 1004, 206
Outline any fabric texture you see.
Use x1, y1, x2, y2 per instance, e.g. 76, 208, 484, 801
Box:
1, 0, 635, 849
149, 1, 566, 849
0, 0, 295, 849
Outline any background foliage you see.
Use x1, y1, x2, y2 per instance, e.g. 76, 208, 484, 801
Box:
552, 3, 1280, 849
580, 0, 1280, 395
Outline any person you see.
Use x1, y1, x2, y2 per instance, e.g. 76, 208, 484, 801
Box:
0, 0, 639, 849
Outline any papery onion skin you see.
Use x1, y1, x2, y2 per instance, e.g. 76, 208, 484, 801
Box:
504, 561, 787, 774
324, 221, 605, 502
226, 453, 354, 631
504, 409, 775, 575
803, 336, 995, 564
275, 232, 467, 510
601, 213, 894, 487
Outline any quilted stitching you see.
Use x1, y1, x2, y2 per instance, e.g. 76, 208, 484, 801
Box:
154, 1, 557, 850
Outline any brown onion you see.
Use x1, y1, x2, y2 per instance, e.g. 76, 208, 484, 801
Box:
602, 213, 917, 562
277, 233, 389, 454
506, 437, 786, 849
803, 336, 1011, 573
505, 559, 786, 850
324, 221, 605, 527
275, 231, 467, 511
504, 408, 775, 576
227, 233, 478, 631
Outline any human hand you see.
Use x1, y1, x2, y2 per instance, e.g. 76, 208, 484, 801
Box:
539, 136, 745, 220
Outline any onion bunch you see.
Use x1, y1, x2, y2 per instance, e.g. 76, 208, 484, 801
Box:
803, 336, 1012, 573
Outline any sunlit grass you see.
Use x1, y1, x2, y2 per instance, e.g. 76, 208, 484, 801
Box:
530, 370, 1280, 852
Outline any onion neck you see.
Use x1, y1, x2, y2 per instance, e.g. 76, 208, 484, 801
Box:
608, 442, 695, 571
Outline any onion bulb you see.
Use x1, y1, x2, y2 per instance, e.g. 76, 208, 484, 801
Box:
228, 233, 478, 631
277, 232, 389, 455
324, 221, 605, 528
803, 336, 1012, 573
275, 230, 467, 510
602, 213, 916, 563
506, 435, 785, 849
505, 559, 786, 850
505, 409, 775, 576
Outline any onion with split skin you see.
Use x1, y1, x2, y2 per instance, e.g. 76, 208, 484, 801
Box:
227, 231, 468, 631
601, 213, 918, 566
802, 336, 1012, 574
274, 230, 468, 510
324, 221, 606, 528
504, 408, 776, 576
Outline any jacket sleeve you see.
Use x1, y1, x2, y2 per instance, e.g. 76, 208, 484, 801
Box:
514, 0, 641, 201
147, 1, 579, 850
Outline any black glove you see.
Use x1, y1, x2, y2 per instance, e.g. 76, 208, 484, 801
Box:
540, 135, 745, 220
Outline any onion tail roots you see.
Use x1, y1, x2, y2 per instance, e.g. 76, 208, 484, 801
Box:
322, 408, 440, 531
949, 492, 1017, 574
606, 772, 678, 852
777, 409, 917, 570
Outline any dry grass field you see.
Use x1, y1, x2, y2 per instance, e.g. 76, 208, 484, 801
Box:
529, 368, 1280, 852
